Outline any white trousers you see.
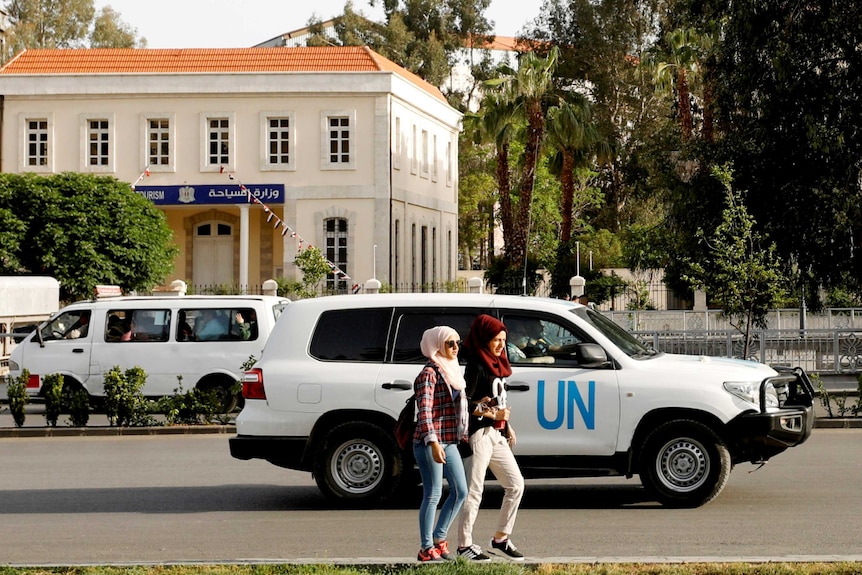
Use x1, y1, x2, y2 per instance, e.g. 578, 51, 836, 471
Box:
457, 425, 525, 547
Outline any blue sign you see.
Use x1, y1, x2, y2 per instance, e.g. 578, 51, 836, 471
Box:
134, 184, 285, 205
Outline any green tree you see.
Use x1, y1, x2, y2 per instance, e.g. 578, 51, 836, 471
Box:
4, 0, 95, 52
293, 245, 332, 298
709, 0, 862, 301
89, 5, 146, 48
3, 0, 145, 58
457, 134, 497, 270
527, 0, 664, 233
0, 173, 177, 302
685, 167, 786, 358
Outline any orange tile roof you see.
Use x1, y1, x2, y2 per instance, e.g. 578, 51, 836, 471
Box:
0, 46, 446, 102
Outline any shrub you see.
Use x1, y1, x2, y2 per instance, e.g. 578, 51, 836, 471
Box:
66, 387, 91, 427
6, 369, 30, 427
158, 377, 220, 425
103, 366, 157, 427
42, 373, 64, 427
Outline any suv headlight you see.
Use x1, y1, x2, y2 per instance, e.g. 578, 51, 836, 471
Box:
724, 381, 780, 408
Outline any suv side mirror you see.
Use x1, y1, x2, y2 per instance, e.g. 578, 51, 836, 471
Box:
576, 343, 611, 368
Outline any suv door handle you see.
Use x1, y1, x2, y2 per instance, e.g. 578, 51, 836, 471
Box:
506, 383, 530, 392
382, 381, 412, 390
72, 348, 84, 353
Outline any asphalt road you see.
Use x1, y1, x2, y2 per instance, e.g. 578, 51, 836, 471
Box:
1, 428, 861, 565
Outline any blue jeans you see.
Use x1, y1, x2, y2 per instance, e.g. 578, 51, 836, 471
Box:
413, 441, 468, 550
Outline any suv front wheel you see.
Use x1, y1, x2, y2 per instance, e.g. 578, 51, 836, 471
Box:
313, 421, 403, 503
638, 419, 732, 508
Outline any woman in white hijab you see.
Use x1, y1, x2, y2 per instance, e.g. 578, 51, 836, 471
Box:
412, 325, 469, 562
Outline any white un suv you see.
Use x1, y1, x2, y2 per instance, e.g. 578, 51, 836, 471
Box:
229, 293, 814, 508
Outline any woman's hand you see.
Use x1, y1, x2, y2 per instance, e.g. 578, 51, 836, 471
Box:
506, 426, 517, 448
494, 406, 511, 421
430, 442, 446, 464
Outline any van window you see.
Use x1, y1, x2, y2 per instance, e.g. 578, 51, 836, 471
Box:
391, 310, 481, 363
41, 310, 91, 341
310, 308, 390, 362
105, 309, 170, 342
179, 307, 259, 342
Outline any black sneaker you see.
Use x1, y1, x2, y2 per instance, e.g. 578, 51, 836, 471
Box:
457, 544, 492, 562
490, 537, 525, 561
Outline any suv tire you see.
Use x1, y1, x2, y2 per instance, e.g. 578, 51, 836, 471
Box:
313, 421, 404, 503
638, 419, 732, 508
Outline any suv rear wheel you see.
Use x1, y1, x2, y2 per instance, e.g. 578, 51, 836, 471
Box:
638, 419, 732, 508
313, 421, 404, 503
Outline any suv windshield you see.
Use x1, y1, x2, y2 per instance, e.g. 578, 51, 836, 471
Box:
572, 307, 657, 358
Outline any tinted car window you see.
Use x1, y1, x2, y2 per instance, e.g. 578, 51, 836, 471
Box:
178, 308, 258, 342
310, 308, 391, 362
105, 309, 171, 342
392, 310, 484, 363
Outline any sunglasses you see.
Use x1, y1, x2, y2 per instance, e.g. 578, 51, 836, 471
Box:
445, 340, 462, 349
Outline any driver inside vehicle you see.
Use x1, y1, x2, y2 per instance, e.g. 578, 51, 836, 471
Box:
506, 318, 555, 364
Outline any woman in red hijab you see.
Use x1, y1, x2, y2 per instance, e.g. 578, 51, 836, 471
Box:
456, 314, 526, 562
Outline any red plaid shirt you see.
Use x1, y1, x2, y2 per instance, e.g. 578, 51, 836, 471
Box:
413, 361, 465, 445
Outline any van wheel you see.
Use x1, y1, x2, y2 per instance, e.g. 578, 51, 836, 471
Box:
196, 376, 239, 413
313, 421, 404, 504
638, 419, 731, 508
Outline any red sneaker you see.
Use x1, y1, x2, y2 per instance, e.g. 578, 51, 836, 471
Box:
417, 546, 445, 562
435, 540, 453, 560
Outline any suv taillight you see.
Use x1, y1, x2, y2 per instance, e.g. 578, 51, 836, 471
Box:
242, 367, 266, 400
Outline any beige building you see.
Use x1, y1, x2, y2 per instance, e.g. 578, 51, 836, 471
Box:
0, 46, 462, 292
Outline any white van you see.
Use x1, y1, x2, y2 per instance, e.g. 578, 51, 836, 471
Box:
230, 293, 814, 507
4, 294, 289, 410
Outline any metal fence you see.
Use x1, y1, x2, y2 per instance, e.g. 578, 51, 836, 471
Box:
630, 328, 862, 377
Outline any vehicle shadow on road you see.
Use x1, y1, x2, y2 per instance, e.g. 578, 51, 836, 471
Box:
0, 481, 658, 514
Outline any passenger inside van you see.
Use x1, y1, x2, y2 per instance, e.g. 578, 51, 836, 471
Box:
196, 309, 228, 340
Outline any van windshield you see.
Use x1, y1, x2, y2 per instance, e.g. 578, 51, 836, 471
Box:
572, 307, 657, 358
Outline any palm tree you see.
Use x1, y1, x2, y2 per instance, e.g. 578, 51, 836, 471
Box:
489, 46, 560, 267
545, 93, 606, 242
465, 90, 519, 250
653, 27, 702, 141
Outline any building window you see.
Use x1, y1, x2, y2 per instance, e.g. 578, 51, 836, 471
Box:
200, 113, 234, 171
421, 226, 428, 291
147, 118, 171, 167
393, 116, 402, 170
261, 112, 295, 170
446, 140, 453, 187
421, 129, 429, 178
432, 227, 437, 285
88, 119, 110, 167
208, 118, 230, 165
325, 218, 348, 291
320, 110, 355, 170
432, 134, 438, 182
411, 223, 416, 286
26, 119, 49, 167
329, 117, 349, 163
447, 230, 452, 282
394, 220, 400, 287
411, 124, 418, 174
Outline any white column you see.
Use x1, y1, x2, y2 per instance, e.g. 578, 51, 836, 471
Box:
239, 204, 249, 294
